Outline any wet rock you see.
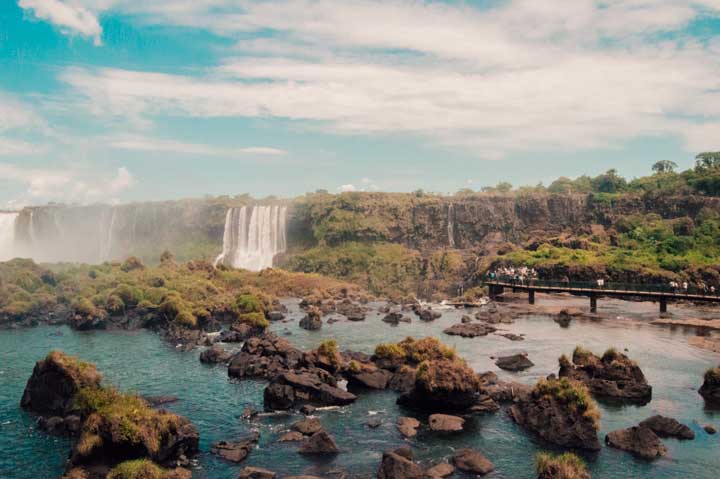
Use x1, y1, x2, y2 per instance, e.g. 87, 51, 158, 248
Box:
211, 433, 258, 463
704, 424, 717, 434
383, 312, 411, 325
559, 348, 652, 404
366, 417, 382, 429
377, 447, 423, 479
267, 311, 285, 321
428, 414, 464, 432
300, 405, 316, 416
292, 417, 323, 436
424, 463, 454, 478
388, 367, 417, 394
417, 309, 442, 321
300, 307, 323, 330
495, 353, 534, 372
451, 449, 494, 476
461, 315, 472, 323
241, 407, 258, 420
509, 378, 601, 450
397, 416, 420, 438
443, 323, 496, 338
605, 426, 667, 459
278, 431, 305, 442
496, 332, 525, 341
639, 415, 694, 440
144, 395, 180, 407
554, 308, 583, 327
347, 365, 392, 390
699, 367, 720, 406
200, 344, 231, 364
475, 310, 513, 324
298, 430, 340, 455
228, 334, 303, 380
398, 359, 480, 413
263, 369, 357, 410
336, 299, 366, 321
237, 467, 277, 479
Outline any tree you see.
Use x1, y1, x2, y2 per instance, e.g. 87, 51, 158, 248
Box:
696, 152, 720, 170
651, 160, 678, 174
548, 177, 574, 194
495, 181, 513, 193
591, 169, 627, 194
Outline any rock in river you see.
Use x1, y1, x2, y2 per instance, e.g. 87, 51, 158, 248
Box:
443, 323, 496, 338
428, 414, 465, 432
263, 368, 357, 410
210, 433, 258, 463
495, 353, 534, 372
298, 430, 340, 455
639, 415, 694, 440
452, 449, 494, 476
699, 366, 720, 406
605, 425, 667, 459
377, 446, 423, 479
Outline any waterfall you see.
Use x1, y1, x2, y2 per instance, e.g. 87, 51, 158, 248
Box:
215, 205, 288, 271
447, 203, 455, 247
0, 212, 18, 261
100, 207, 117, 262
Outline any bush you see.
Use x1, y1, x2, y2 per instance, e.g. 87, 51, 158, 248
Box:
236, 293, 264, 314
113, 284, 144, 307
120, 257, 146, 273
536, 452, 588, 479
106, 295, 125, 314
237, 312, 268, 329
74, 298, 99, 317
174, 310, 197, 328
533, 377, 601, 428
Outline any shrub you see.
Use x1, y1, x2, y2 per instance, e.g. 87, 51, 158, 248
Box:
121, 257, 146, 273
236, 293, 264, 314
46, 351, 102, 387
373, 337, 456, 363
113, 284, 144, 308
174, 310, 197, 328
237, 312, 269, 329
374, 342, 407, 360
348, 360, 362, 374
74, 298, 99, 317
317, 339, 341, 368
106, 295, 125, 314
572, 346, 593, 363
536, 452, 588, 479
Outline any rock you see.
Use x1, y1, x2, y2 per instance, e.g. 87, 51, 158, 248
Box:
267, 311, 285, 321
424, 463, 454, 478
366, 417, 382, 429
699, 367, 720, 406
397, 416, 420, 438
264, 369, 357, 411
237, 467, 277, 479
292, 417, 323, 435
475, 310, 513, 324
451, 449, 494, 475
704, 424, 717, 434
300, 307, 323, 330
417, 309, 441, 321
228, 334, 303, 380
241, 407, 258, 420
211, 433, 258, 463
37, 415, 65, 434
200, 344, 231, 364
554, 308, 583, 327
496, 333, 525, 341
377, 447, 423, 479
336, 299, 366, 321
495, 353, 534, 372
389, 367, 417, 393
298, 430, 340, 454
383, 312, 411, 325
300, 405, 316, 416
639, 415, 694, 440
443, 323, 496, 338
21, 351, 101, 416
605, 426, 667, 459
278, 431, 305, 442
461, 315, 472, 323
509, 378, 601, 450
398, 359, 480, 412
144, 395, 179, 407
428, 414, 464, 432
559, 348, 652, 404
348, 367, 392, 390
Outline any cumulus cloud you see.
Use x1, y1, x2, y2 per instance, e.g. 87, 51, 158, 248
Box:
337, 184, 357, 192
106, 135, 287, 156
19, 0, 103, 45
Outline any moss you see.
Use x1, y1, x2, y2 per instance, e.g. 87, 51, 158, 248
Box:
536, 452, 588, 479
237, 312, 269, 329
533, 378, 601, 428
45, 351, 103, 387
174, 310, 197, 328
373, 337, 456, 364
317, 339, 341, 368
107, 459, 190, 479
236, 293, 264, 314
374, 342, 408, 360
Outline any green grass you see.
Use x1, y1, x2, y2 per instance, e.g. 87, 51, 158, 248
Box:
533, 377, 601, 428
536, 452, 588, 479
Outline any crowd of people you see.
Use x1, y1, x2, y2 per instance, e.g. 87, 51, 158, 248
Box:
486, 266, 538, 285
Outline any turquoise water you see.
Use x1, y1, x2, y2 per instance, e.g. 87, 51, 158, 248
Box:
1, 297, 719, 478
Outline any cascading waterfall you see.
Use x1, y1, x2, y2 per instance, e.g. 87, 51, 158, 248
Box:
215, 205, 288, 271
0, 212, 19, 261
447, 203, 455, 247
100, 207, 118, 262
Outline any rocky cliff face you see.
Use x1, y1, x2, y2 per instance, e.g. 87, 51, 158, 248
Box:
12, 193, 720, 265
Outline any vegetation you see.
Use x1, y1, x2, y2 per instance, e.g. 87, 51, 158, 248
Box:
106, 459, 190, 479
374, 337, 456, 364
704, 367, 720, 387
536, 452, 589, 479
533, 377, 601, 428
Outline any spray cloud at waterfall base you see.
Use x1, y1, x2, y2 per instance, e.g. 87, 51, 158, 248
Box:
215, 205, 288, 271
0, 212, 19, 261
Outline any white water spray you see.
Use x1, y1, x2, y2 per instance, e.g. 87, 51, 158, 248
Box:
447, 203, 455, 247
0, 212, 18, 261
215, 205, 288, 271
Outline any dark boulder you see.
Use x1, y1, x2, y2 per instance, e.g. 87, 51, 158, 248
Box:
428, 414, 464, 432
298, 430, 340, 455
200, 344, 231, 364
292, 417, 323, 436
605, 425, 667, 459
210, 433, 258, 463
398, 359, 480, 413
382, 312, 411, 325
237, 467, 277, 479
639, 415, 694, 440
451, 449, 494, 476
388, 367, 416, 393
699, 367, 720, 406
559, 348, 652, 404
264, 369, 357, 410
278, 431, 304, 442
267, 311, 286, 321
300, 307, 323, 330
495, 353, 534, 372
347, 363, 392, 390
417, 309, 441, 321
377, 447, 423, 479
228, 334, 303, 380
443, 323, 496, 338
425, 463, 454, 478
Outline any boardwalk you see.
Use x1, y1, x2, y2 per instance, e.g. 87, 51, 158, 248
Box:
483, 278, 720, 313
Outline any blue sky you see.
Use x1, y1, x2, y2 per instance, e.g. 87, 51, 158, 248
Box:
1, 0, 719, 208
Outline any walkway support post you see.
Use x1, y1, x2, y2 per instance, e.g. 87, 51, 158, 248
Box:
528, 289, 535, 305
590, 295, 597, 313
660, 298, 667, 314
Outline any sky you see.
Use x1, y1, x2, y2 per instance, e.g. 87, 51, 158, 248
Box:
1, 0, 720, 208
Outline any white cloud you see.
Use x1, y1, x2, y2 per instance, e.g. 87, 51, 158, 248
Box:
0, 162, 134, 203
43, 1, 720, 157
106, 135, 287, 156
19, 0, 102, 45
337, 184, 357, 192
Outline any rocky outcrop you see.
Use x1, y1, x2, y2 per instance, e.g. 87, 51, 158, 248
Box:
238, 467, 277, 479
509, 378, 601, 451
397, 416, 420, 438
300, 307, 323, 330
398, 359, 480, 413
605, 425, 667, 459
292, 417, 323, 436
443, 323, 496, 338
639, 415, 694, 440
263, 369, 357, 410
336, 299, 367, 321
199, 344, 231, 364
210, 433, 258, 463
425, 463, 454, 478
228, 334, 303, 380
377, 446, 423, 479
382, 311, 411, 325
451, 449, 494, 476
495, 353, 534, 371
298, 430, 340, 454
428, 414, 464, 432
699, 367, 720, 406
559, 348, 652, 404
